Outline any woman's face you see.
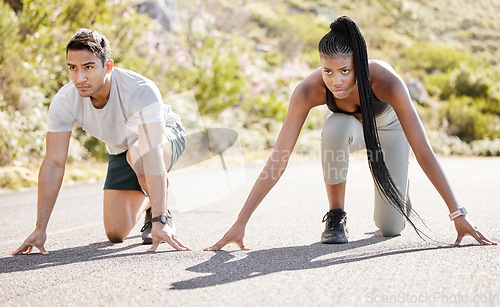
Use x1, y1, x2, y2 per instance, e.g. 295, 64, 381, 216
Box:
320, 52, 357, 100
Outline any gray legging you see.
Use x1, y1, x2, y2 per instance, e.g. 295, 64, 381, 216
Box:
321, 107, 410, 236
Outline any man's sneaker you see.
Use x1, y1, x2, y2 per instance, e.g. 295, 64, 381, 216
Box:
141, 209, 176, 245
141, 208, 152, 245
321, 209, 348, 244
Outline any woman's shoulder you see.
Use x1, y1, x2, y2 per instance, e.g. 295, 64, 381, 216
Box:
291, 68, 326, 107
369, 59, 404, 91
369, 59, 409, 105
368, 59, 398, 78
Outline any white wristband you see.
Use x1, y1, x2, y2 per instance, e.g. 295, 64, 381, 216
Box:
449, 207, 467, 221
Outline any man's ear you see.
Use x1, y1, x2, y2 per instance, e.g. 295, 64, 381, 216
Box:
105, 59, 114, 74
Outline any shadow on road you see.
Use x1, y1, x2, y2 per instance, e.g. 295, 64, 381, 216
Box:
172, 236, 461, 290
0, 235, 172, 274
2, 234, 466, 286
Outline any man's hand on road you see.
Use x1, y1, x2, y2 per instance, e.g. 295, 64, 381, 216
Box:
147, 222, 191, 252
11, 229, 49, 255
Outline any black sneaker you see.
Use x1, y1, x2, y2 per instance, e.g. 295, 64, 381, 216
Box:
321, 209, 348, 244
141, 208, 152, 245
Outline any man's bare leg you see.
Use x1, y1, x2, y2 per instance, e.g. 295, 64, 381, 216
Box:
103, 189, 149, 242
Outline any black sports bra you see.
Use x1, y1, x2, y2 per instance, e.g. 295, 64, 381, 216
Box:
325, 86, 388, 115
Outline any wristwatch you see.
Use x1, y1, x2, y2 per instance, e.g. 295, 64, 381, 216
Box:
449, 207, 467, 221
152, 210, 172, 224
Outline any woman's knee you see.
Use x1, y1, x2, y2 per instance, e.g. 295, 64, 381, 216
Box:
377, 222, 405, 237
375, 211, 406, 237
321, 115, 356, 184
322, 113, 355, 145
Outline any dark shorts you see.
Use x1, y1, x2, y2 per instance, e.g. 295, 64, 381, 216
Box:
103, 124, 186, 191
103, 151, 142, 191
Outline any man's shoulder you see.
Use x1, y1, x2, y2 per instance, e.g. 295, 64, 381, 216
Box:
113, 67, 155, 87
51, 81, 80, 105
55, 81, 76, 95
112, 67, 161, 98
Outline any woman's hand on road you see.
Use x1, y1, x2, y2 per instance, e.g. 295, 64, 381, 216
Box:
204, 222, 250, 251
452, 216, 497, 245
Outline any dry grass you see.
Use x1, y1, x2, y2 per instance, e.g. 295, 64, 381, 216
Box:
0, 161, 107, 192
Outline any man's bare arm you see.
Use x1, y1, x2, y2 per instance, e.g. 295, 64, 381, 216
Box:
11, 131, 71, 255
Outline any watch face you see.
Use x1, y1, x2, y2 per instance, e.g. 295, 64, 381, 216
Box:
160, 214, 168, 224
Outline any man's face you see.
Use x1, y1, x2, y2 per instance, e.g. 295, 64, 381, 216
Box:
66, 49, 112, 98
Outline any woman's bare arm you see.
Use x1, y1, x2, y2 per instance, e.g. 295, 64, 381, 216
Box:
205, 70, 326, 250
371, 60, 496, 245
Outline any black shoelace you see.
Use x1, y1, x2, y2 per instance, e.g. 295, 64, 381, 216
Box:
322, 212, 345, 230
140, 221, 152, 232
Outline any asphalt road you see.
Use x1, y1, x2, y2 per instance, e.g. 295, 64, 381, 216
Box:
1, 156, 499, 306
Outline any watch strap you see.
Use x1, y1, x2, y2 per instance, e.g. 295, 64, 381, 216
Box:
151, 210, 172, 223
152, 215, 161, 223
449, 207, 467, 221
152, 214, 166, 223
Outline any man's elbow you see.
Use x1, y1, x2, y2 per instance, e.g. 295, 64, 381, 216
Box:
41, 156, 67, 170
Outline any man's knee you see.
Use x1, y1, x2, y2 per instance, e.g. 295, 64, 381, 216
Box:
103, 209, 137, 243
105, 226, 128, 243
103, 189, 145, 243
106, 233, 125, 243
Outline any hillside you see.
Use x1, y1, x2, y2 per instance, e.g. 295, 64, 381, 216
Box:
0, 0, 499, 189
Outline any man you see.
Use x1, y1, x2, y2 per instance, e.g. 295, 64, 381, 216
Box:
12, 29, 190, 254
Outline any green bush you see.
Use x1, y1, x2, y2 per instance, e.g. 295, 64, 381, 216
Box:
247, 2, 325, 57
441, 96, 499, 142
478, 96, 500, 116
0, 88, 47, 166
425, 72, 448, 97
441, 64, 489, 100
243, 93, 289, 123
189, 38, 248, 115
0, 1, 33, 109
382, 0, 426, 39
403, 41, 474, 73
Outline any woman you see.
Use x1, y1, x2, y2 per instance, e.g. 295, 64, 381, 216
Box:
205, 16, 495, 250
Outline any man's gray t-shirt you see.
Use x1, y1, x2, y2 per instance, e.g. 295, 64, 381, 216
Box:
48, 67, 182, 155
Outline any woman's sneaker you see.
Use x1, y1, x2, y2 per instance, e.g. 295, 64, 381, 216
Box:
321, 209, 348, 244
141, 208, 152, 245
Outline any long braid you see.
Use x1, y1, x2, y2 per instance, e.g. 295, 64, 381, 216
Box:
319, 16, 432, 241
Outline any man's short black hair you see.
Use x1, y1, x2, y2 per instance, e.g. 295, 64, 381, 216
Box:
66, 29, 111, 66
